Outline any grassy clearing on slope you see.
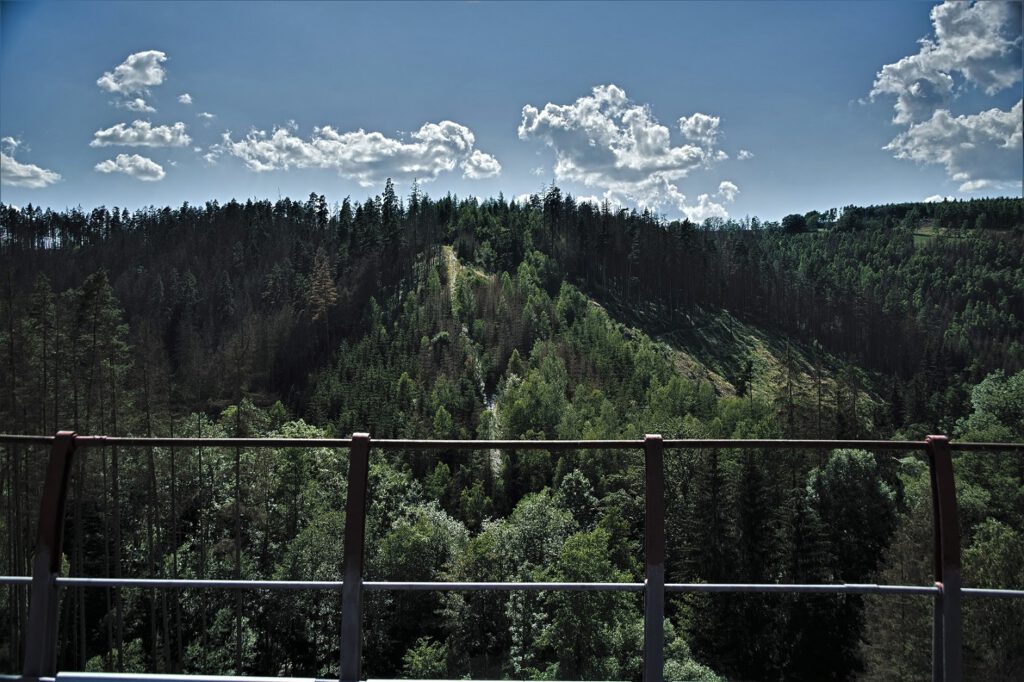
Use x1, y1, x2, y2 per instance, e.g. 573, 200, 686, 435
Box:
593, 293, 882, 423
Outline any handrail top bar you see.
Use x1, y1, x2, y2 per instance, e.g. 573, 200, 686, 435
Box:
5, 574, 1021, 601
1, 433, 1022, 451
0, 576, 1010, 598
4, 671, 626, 675
0, 434, 55, 445
52, 674, 337, 682
946, 441, 1024, 451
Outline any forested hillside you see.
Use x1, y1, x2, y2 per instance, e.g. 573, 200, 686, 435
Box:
1, 190, 1022, 680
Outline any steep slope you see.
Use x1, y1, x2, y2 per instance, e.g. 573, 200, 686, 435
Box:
593, 292, 884, 434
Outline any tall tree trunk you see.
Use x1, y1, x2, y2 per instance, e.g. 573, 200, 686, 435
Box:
234, 442, 243, 672
52, 298, 60, 432
145, 444, 158, 671
170, 416, 183, 671
102, 446, 113, 670
197, 416, 208, 667
234, 404, 242, 672
112, 443, 123, 671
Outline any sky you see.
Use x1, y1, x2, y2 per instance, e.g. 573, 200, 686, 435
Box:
1, 0, 1021, 221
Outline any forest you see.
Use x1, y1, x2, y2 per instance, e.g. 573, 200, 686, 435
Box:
1, 188, 1022, 680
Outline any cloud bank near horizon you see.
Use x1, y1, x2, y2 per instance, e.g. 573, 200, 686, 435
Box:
518, 84, 741, 221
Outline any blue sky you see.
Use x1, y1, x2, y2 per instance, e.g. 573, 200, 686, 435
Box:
1, 1, 1021, 221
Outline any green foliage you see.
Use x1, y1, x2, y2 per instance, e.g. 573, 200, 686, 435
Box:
1, 192, 1020, 679
402, 637, 448, 678
962, 519, 1024, 678
956, 369, 1024, 441
806, 449, 897, 579
544, 527, 633, 678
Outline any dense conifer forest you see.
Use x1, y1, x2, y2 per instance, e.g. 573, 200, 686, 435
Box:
1, 189, 1022, 680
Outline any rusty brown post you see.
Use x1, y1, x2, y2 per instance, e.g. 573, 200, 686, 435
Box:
643, 434, 665, 682
926, 435, 962, 682
340, 433, 370, 682
23, 431, 77, 678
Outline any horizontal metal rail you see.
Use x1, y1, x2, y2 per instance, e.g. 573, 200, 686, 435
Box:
4, 433, 1023, 682
3, 434, 1024, 451
44, 578, 645, 592
54, 578, 346, 591
0, 576, 31, 585
4, 675, 337, 682
666, 582, 941, 595
2, 674, 606, 682
6, 576, 1020, 598
961, 587, 1024, 599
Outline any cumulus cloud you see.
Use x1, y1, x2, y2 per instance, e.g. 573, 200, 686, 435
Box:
97, 50, 167, 95
574, 194, 624, 210
870, 1, 1023, 191
1, 137, 20, 153
216, 120, 500, 185
90, 120, 191, 148
681, 181, 742, 222
924, 194, 956, 202
198, 112, 215, 120
717, 180, 739, 202
461, 149, 502, 179
178, 93, 193, 104
518, 84, 738, 217
117, 98, 156, 113
679, 112, 721, 148
531, 165, 546, 176
1, 151, 62, 188
737, 149, 754, 160
685, 194, 729, 222
871, 2, 1021, 124
94, 153, 166, 181
886, 100, 1022, 192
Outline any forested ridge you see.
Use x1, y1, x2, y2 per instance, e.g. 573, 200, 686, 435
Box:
1, 189, 1022, 680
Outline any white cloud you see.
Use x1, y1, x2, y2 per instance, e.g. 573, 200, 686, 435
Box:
531, 165, 546, 176
573, 194, 608, 208
679, 112, 721, 148
685, 193, 729, 222
217, 120, 500, 185
923, 194, 956, 202
97, 50, 168, 95
117, 97, 156, 113
680, 181, 741, 222
717, 180, 739, 202
461, 149, 502, 179
737, 149, 754, 160
178, 93, 193, 104
870, 2, 1022, 191
1, 151, 62, 188
871, 2, 1022, 125
1, 137, 19, 153
885, 100, 1022, 192
518, 84, 737, 217
90, 120, 191, 148
94, 153, 166, 181
513, 192, 535, 205
198, 112, 215, 120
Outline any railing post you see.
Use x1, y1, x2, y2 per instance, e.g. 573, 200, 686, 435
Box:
340, 433, 370, 682
926, 435, 962, 682
643, 434, 665, 682
23, 431, 77, 678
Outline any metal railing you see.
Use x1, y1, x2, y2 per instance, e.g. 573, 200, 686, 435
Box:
2, 432, 1023, 682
